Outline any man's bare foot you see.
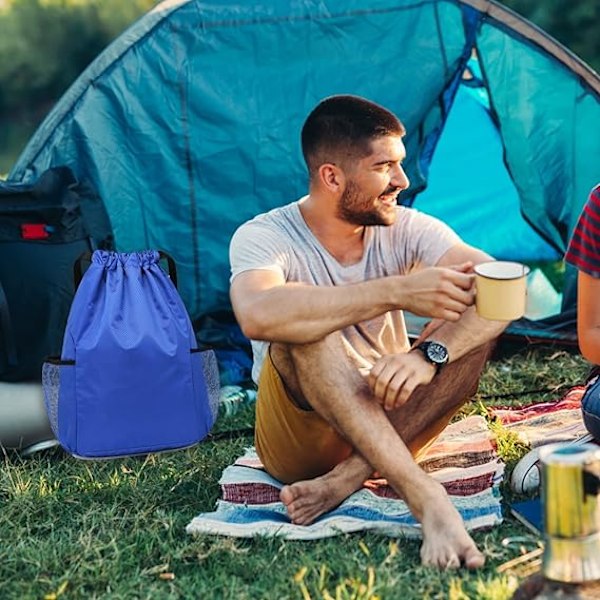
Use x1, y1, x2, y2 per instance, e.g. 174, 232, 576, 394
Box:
280, 456, 370, 525
419, 487, 485, 569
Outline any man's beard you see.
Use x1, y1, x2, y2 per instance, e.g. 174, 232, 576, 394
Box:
337, 180, 398, 226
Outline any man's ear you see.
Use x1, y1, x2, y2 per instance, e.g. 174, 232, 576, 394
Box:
317, 163, 345, 193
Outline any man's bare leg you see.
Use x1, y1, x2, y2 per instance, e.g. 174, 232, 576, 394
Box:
277, 340, 491, 523
271, 335, 492, 568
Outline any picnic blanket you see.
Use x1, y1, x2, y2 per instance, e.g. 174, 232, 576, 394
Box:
186, 388, 590, 540
490, 386, 589, 447
186, 415, 505, 540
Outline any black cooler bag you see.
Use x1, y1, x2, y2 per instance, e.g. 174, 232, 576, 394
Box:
0, 167, 112, 381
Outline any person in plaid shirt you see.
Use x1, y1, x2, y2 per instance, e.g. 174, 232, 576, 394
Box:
565, 183, 600, 439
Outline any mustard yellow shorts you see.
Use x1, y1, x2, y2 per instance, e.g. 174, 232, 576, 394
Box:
255, 353, 353, 484
254, 352, 461, 484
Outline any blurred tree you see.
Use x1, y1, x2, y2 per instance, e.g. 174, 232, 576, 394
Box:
499, 0, 600, 72
0, 0, 159, 113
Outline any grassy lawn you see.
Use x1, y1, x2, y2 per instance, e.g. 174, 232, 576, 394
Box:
1, 343, 590, 599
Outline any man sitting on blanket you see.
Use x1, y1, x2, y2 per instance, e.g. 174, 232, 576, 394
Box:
228, 95, 507, 569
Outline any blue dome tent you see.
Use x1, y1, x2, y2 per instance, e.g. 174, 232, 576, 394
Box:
6, 0, 600, 345
415, 60, 560, 263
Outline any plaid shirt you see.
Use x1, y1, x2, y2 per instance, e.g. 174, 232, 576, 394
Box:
566, 185, 600, 278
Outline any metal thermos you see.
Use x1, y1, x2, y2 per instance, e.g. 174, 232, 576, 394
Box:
540, 442, 600, 583
0, 382, 56, 454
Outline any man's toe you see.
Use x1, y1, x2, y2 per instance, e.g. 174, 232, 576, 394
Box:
464, 547, 485, 569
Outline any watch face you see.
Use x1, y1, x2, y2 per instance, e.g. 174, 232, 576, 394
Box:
426, 342, 448, 364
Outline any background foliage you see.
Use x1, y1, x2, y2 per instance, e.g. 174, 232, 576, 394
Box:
0, 0, 159, 114
500, 0, 599, 73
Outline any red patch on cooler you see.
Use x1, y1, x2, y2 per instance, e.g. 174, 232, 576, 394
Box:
21, 224, 50, 239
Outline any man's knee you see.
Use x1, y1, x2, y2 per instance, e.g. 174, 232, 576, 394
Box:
269, 335, 344, 404
270, 336, 336, 379
283, 332, 354, 380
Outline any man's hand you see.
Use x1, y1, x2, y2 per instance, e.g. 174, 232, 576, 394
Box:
368, 351, 436, 411
399, 262, 475, 322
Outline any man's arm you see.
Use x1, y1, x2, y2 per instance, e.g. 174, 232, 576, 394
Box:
230, 265, 476, 344
368, 243, 508, 410
578, 271, 600, 364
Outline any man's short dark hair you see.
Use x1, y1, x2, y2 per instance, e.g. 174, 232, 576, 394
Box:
301, 95, 406, 177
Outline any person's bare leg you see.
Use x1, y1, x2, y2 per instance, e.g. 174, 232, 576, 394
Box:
271, 341, 373, 524
387, 345, 491, 569
277, 340, 490, 524
272, 335, 492, 568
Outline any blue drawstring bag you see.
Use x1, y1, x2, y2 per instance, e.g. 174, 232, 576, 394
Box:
42, 250, 219, 458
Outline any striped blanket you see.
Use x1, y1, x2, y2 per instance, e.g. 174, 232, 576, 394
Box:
490, 386, 588, 447
186, 415, 505, 540
186, 389, 589, 540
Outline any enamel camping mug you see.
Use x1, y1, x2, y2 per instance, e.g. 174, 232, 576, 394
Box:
474, 261, 530, 321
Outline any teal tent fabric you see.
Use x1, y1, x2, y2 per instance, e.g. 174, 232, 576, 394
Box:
413, 79, 560, 262
7, 0, 600, 340
478, 21, 600, 253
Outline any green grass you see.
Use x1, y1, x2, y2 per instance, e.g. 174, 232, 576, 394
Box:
1, 344, 590, 599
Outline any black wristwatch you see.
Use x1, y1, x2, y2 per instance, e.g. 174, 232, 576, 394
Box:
414, 341, 449, 372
